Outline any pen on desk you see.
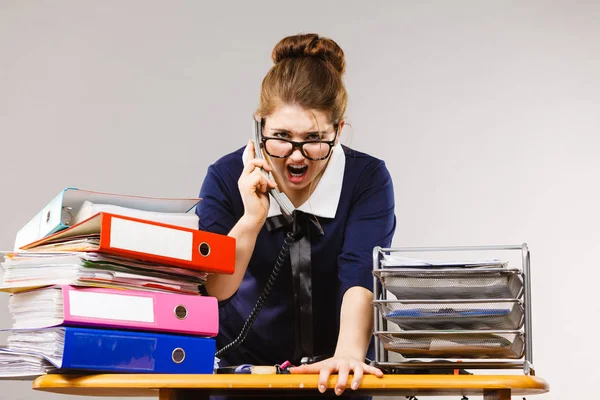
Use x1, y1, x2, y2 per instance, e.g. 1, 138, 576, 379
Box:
215, 364, 289, 374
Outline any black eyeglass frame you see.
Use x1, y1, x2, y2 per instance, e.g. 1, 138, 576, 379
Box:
259, 120, 339, 161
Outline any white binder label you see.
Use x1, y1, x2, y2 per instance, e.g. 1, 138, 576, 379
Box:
110, 217, 193, 261
69, 291, 155, 323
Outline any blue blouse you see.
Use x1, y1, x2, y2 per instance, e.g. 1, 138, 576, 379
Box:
196, 144, 396, 367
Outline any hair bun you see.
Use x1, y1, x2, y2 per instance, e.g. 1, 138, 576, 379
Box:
272, 33, 346, 75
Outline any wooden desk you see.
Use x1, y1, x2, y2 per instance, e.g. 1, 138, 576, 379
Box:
33, 373, 549, 399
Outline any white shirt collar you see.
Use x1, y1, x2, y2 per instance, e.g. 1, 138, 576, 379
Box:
241, 143, 345, 218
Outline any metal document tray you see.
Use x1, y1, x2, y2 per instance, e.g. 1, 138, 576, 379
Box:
373, 299, 524, 330
373, 268, 523, 300
374, 330, 525, 359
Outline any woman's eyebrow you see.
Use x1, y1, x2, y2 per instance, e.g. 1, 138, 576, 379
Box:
269, 128, 327, 134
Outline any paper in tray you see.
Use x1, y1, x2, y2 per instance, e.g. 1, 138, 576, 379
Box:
387, 309, 510, 317
375, 331, 525, 359
374, 300, 524, 330
373, 268, 523, 300
381, 255, 508, 269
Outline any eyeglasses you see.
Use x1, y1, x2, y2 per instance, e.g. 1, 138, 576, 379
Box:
261, 126, 338, 161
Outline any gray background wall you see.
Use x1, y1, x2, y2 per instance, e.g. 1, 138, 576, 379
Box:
1, 1, 599, 399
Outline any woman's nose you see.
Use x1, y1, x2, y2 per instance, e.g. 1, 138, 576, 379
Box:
289, 147, 305, 162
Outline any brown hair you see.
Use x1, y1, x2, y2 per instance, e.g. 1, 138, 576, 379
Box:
257, 33, 347, 124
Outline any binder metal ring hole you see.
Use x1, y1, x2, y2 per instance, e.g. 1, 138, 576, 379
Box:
46, 211, 51, 223
199, 242, 210, 257
172, 348, 186, 364
174, 305, 187, 320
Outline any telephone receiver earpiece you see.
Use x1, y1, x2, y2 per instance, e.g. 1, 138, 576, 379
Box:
253, 117, 294, 219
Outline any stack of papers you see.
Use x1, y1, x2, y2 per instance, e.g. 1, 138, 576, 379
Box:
0, 349, 56, 379
381, 255, 508, 269
1, 252, 207, 295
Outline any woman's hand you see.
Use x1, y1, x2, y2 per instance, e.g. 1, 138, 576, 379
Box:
238, 139, 278, 227
205, 140, 277, 300
289, 356, 383, 396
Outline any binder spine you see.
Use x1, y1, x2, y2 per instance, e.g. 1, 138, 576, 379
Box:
14, 190, 70, 251
100, 213, 235, 274
61, 327, 216, 373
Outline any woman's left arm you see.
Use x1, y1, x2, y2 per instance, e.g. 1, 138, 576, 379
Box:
290, 158, 396, 395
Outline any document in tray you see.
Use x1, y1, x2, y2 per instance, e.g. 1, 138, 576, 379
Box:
381, 255, 508, 269
387, 308, 510, 318
378, 331, 522, 359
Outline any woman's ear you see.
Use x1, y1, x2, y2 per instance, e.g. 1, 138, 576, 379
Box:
336, 120, 345, 144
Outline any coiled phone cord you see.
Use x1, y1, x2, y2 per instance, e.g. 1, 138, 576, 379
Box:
216, 231, 296, 358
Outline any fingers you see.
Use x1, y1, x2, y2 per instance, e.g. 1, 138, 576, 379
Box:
349, 362, 363, 391
292, 359, 384, 395
246, 139, 268, 168
247, 139, 256, 159
239, 159, 277, 194
238, 168, 268, 193
241, 141, 276, 188
363, 363, 384, 378
329, 361, 384, 395
242, 158, 272, 177
334, 361, 350, 396
317, 362, 334, 394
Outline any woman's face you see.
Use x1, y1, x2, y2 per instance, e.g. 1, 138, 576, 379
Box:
262, 104, 340, 203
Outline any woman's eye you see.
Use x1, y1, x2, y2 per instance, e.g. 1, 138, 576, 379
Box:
273, 131, 289, 139
306, 134, 321, 141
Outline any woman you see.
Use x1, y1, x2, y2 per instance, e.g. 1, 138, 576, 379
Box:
196, 33, 396, 396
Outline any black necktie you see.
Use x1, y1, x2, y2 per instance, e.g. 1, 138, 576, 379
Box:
265, 210, 324, 360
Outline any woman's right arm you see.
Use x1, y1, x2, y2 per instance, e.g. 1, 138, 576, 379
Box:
203, 140, 277, 301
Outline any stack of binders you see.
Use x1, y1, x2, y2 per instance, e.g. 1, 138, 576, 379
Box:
0, 188, 236, 378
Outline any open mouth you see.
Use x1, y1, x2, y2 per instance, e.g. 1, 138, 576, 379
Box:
287, 164, 308, 180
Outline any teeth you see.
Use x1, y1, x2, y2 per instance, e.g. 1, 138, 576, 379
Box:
288, 165, 307, 176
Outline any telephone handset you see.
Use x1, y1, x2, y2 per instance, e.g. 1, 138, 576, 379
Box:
215, 119, 298, 359
253, 118, 295, 219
